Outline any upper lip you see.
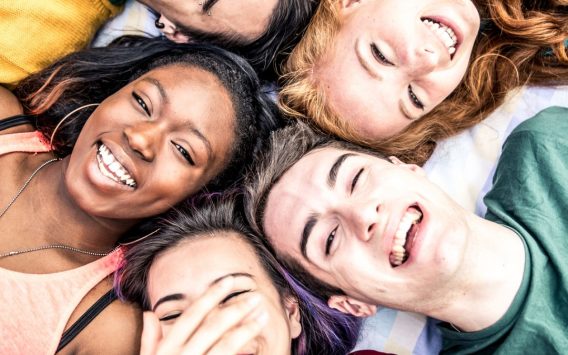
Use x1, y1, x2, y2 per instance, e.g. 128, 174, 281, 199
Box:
99, 140, 139, 187
422, 15, 463, 58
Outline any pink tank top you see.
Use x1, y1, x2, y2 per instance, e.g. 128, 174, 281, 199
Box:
0, 249, 124, 355
0, 131, 124, 354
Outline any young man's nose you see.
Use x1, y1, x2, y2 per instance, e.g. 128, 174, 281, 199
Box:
124, 122, 161, 162
351, 202, 381, 242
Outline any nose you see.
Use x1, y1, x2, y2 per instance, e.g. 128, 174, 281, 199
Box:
350, 202, 381, 242
400, 39, 446, 77
124, 122, 160, 162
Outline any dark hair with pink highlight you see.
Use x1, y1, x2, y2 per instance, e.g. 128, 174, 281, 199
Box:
115, 194, 361, 355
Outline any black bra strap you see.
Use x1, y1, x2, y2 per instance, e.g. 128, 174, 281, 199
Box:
56, 289, 118, 353
0, 114, 34, 131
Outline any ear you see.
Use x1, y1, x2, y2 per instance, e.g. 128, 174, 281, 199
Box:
328, 295, 377, 317
388, 156, 426, 177
339, 0, 364, 13
283, 296, 302, 339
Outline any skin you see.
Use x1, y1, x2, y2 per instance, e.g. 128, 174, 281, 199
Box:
315, 0, 480, 139
263, 147, 525, 331
147, 233, 302, 354
140, 0, 279, 44
66, 65, 234, 222
0, 65, 236, 353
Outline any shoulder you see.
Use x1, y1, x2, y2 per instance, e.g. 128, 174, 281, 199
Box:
509, 106, 568, 138
73, 296, 143, 355
0, 86, 24, 121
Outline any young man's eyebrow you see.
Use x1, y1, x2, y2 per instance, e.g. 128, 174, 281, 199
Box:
152, 293, 184, 312
202, 0, 220, 13
328, 153, 355, 188
301, 213, 319, 260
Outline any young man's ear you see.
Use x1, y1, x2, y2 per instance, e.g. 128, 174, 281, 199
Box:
283, 296, 302, 338
328, 295, 377, 317
388, 156, 426, 176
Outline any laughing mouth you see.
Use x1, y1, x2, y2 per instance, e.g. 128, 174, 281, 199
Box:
96, 142, 137, 188
390, 206, 423, 267
422, 17, 458, 56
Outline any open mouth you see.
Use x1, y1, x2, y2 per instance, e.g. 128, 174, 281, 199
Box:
389, 205, 423, 267
421, 17, 458, 58
96, 142, 137, 188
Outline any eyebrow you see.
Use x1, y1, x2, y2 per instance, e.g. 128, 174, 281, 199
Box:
151, 272, 253, 312
300, 153, 354, 260
202, 0, 220, 13
189, 126, 213, 163
399, 101, 420, 121
300, 213, 319, 259
152, 293, 184, 312
210, 272, 254, 286
328, 153, 355, 188
142, 77, 169, 105
355, 40, 382, 80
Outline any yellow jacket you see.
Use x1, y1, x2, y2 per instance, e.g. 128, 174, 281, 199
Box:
0, 0, 124, 87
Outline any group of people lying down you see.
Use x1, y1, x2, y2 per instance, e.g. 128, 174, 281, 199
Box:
0, 0, 567, 354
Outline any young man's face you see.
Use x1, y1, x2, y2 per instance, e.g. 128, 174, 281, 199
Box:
263, 147, 471, 314
141, 0, 278, 43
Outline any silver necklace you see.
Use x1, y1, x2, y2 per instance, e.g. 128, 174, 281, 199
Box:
0, 158, 113, 259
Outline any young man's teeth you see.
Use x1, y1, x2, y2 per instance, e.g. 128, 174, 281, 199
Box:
422, 19, 457, 55
390, 208, 422, 266
97, 144, 137, 188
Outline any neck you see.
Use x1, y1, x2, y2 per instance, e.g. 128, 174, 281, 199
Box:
430, 214, 525, 332
21, 157, 136, 252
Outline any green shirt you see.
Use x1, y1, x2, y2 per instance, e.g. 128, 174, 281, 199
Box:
441, 106, 568, 354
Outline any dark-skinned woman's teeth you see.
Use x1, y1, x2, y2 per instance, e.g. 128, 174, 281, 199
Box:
97, 143, 137, 188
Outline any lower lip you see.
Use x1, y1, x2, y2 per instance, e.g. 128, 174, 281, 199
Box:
86, 146, 133, 193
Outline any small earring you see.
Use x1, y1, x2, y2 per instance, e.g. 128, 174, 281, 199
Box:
207, 10, 212, 16
198, 1, 203, 5
154, 18, 165, 29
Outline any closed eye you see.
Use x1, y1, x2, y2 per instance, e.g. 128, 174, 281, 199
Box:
159, 312, 181, 322
351, 168, 364, 193
325, 226, 338, 256
220, 290, 251, 305
132, 92, 151, 116
171, 141, 195, 165
370, 43, 394, 66
408, 85, 425, 110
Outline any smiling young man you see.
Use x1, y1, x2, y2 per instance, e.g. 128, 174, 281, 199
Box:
244, 106, 568, 353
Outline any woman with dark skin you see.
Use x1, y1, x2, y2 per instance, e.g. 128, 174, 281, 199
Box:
0, 36, 277, 354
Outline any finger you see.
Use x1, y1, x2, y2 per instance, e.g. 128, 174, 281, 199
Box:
204, 310, 269, 355
157, 276, 235, 351
140, 312, 161, 355
177, 294, 263, 355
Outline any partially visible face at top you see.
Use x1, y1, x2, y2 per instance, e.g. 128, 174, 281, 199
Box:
263, 147, 471, 312
315, 0, 480, 139
66, 65, 235, 221
141, 0, 279, 44
147, 232, 302, 355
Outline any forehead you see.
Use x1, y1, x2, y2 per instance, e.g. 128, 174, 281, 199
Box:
263, 147, 377, 253
147, 232, 265, 301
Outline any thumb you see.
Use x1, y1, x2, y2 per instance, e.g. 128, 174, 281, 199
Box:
140, 311, 162, 355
